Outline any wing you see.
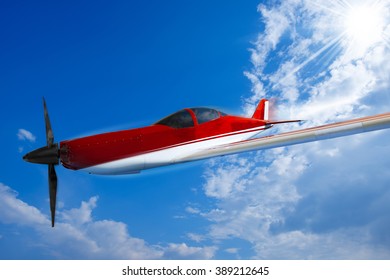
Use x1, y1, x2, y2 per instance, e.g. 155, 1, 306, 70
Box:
180, 112, 390, 162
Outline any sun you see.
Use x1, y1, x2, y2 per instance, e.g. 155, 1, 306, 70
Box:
343, 1, 386, 49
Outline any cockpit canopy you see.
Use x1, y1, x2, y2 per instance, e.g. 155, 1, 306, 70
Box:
155, 109, 194, 129
155, 108, 227, 128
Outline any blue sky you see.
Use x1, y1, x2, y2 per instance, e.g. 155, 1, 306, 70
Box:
1, 0, 390, 259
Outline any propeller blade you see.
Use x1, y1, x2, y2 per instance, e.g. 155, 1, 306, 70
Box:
48, 164, 58, 227
43, 97, 54, 147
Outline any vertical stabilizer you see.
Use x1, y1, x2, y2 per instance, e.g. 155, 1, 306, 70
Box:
252, 99, 269, 120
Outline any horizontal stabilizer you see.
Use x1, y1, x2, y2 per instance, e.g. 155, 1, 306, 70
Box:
266, 119, 303, 125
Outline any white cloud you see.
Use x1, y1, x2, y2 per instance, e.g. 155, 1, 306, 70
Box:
203, 156, 254, 199
61, 196, 98, 225
0, 182, 216, 260
17, 129, 36, 142
198, 134, 390, 259
243, 71, 266, 116
196, 0, 390, 259
248, 2, 294, 72
187, 233, 206, 243
0, 183, 47, 226
185, 206, 201, 214
162, 243, 217, 260
251, 228, 390, 259
225, 247, 239, 254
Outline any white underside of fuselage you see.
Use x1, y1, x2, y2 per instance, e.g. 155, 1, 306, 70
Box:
81, 126, 266, 175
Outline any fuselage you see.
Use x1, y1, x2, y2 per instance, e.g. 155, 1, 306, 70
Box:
59, 108, 269, 174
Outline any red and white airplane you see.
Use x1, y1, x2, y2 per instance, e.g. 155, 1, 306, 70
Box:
24, 98, 390, 226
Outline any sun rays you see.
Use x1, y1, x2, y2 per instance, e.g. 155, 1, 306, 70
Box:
344, 1, 387, 47
273, 0, 389, 92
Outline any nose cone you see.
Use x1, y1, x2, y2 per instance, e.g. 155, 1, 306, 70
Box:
23, 144, 59, 165
23, 153, 30, 162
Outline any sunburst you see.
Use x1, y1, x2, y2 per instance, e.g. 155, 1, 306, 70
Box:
343, 0, 387, 51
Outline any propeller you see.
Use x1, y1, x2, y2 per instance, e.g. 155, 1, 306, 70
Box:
23, 98, 59, 227
48, 164, 57, 227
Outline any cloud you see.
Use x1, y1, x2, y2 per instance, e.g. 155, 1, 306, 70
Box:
185, 206, 201, 214
162, 243, 217, 260
61, 196, 98, 225
203, 156, 255, 199
248, 2, 294, 73
195, 0, 390, 259
187, 233, 206, 243
225, 247, 239, 254
0, 183, 47, 226
243, 71, 266, 116
17, 129, 36, 142
0, 182, 216, 259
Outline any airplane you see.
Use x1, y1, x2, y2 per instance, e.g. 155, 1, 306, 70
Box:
23, 98, 390, 227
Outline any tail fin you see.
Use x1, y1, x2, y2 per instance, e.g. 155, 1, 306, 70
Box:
252, 99, 269, 120
252, 98, 302, 125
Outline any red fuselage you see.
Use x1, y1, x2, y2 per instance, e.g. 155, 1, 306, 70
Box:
60, 108, 268, 173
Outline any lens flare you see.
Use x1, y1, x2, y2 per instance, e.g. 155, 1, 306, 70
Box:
344, 2, 386, 49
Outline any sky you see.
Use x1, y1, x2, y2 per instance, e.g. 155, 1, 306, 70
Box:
1, 0, 390, 259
